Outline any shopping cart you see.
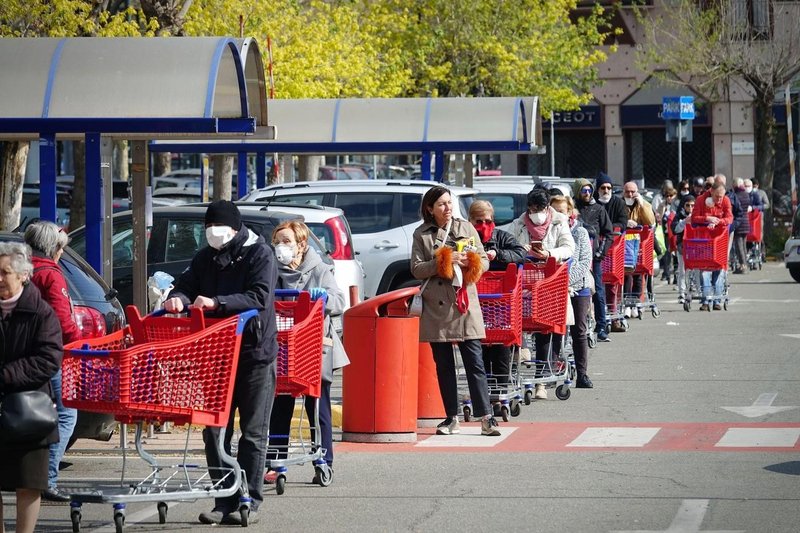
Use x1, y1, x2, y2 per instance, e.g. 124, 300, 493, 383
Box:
623, 225, 661, 319
266, 289, 327, 495
519, 257, 571, 402
462, 264, 523, 422
746, 210, 763, 271
682, 223, 730, 312
61, 307, 259, 532
602, 230, 627, 331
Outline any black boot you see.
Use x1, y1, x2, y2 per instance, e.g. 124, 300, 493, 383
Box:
576, 373, 594, 389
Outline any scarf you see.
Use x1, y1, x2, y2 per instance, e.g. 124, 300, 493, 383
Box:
523, 209, 552, 242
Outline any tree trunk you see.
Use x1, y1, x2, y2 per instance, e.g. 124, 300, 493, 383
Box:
297, 155, 321, 181
70, 141, 86, 231
211, 155, 233, 201
114, 140, 128, 182
753, 92, 776, 236
0, 141, 29, 231
153, 152, 171, 178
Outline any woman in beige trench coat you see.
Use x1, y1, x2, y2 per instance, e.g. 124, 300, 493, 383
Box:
411, 185, 501, 437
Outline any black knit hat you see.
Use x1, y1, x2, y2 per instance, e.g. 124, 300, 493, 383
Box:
205, 200, 242, 230
595, 172, 614, 189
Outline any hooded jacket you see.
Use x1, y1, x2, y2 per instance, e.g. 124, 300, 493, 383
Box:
31, 254, 82, 345
169, 226, 278, 365
276, 247, 349, 381
573, 178, 614, 259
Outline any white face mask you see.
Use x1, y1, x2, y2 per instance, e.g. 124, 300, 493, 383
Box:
528, 211, 547, 225
274, 243, 297, 265
205, 225, 235, 250
597, 193, 611, 204
705, 196, 715, 208
680, 190, 689, 196
744, 186, 753, 193
624, 196, 635, 207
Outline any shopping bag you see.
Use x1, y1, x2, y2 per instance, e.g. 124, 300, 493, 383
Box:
624, 234, 640, 269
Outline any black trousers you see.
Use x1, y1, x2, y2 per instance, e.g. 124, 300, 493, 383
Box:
538, 295, 591, 377
267, 379, 334, 466
203, 358, 276, 513
481, 344, 511, 385
431, 340, 491, 418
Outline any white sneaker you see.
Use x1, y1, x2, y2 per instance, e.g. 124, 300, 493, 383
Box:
436, 417, 460, 435
624, 307, 632, 318
481, 416, 501, 436
534, 383, 548, 399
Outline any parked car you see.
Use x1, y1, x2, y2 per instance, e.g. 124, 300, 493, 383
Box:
318, 165, 370, 180
20, 186, 72, 228
241, 180, 477, 298
0, 231, 125, 445
68, 205, 350, 317
783, 206, 800, 282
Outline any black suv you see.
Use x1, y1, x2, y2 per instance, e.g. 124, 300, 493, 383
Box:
0, 232, 125, 444
69, 205, 334, 307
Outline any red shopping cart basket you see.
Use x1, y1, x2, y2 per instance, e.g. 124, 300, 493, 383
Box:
683, 224, 729, 270
62, 310, 258, 427
521, 257, 569, 335
601, 232, 625, 285
746, 210, 763, 243
274, 290, 325, 398
476, 264, 522, 346
629, 225, 655, 276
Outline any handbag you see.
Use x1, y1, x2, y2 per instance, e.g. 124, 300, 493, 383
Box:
0, 390, 58, 445
409, 218, 452, 317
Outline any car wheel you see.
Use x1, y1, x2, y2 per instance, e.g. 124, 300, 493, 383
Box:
790, 265, 800, 283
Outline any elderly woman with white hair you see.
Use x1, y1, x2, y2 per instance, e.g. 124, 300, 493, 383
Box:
0, 241, 63, 533
24, 220, 82, 502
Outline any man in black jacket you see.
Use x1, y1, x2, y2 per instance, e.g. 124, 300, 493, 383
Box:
594, 173, 629, 332
165, 200, 278, 526
573, 179, 613, 341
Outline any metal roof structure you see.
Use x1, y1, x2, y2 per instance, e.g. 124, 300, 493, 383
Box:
151, 96, 542, 184
0, 37, 265, 280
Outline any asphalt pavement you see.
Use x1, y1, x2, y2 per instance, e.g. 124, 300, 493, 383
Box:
18, 261, 800, 532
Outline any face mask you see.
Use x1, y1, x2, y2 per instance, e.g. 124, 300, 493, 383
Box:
705, 196, 715, 208
624, 197, 635, 207
745, 186, 753, 193
206, 225, 235, 250
274, 243, 296, 265
680, 190, 689, 196
473, 222, 495, 243
597, 193, 611, 204
529, 212, 547, 225
568, 213, 578, 228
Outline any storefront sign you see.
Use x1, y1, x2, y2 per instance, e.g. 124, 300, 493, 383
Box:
732, 141, 755, 155
543, 106, 601, 128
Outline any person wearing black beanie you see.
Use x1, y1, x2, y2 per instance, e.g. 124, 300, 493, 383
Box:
205, 200, 242, 231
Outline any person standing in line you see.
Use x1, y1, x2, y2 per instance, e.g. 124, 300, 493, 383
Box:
731, 177, 752, 274
573, 178, 613, 342
24, 221, 82, 503
671, 195, 696, 305
621, 180, 656, 319
265, 220, 349, 484
411, 186, 501, 437
164, 200, 278, 526
594, 173, 628, 331
467, 200, 526, 401
0, 242, 63, 533
690, 183, 733, 311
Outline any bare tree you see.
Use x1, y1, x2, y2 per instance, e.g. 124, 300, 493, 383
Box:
0, 142, 28, 230
636, 0, 800, 213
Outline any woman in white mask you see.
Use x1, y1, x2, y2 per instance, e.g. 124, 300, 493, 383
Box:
508, 187, 575, 399
265, 221, 349, 486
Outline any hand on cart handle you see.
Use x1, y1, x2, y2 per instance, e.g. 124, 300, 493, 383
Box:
309, 287, 328, 303
162, 297, 217, 314
163, 296, 184, 313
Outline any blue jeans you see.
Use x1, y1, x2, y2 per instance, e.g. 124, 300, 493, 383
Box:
591, 260, 607, 333
701, 270, 723, 304
49, 369, 78, 488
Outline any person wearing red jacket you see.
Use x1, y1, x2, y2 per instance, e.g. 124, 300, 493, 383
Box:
24, 220, 81, 503
689, 183, 733, 310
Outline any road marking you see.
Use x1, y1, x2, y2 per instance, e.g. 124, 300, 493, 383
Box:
612, 499, 744, 533
720, 392, 798, 418
728, 298, 800, 303
567, 427, 660, 448
779, 334, 800, 340
715, 427, 800, 447
415, 426, 517, 447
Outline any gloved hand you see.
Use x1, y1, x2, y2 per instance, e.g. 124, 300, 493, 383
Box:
309, 287, 328, 302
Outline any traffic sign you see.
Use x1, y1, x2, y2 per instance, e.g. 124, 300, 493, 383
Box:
662, 96, 695, 120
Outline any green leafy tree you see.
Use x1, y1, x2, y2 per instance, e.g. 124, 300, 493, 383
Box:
635, 0, 800, 223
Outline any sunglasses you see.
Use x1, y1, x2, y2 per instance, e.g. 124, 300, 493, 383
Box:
681, 187, 690, 191
580, 187, 593, 193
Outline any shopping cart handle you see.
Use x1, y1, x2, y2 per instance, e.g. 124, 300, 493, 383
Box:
275, 288, 328, 303
478, 294, 503, 300
68, 347, 111, 357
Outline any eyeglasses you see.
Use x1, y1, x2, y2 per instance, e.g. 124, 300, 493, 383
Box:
680, 187, 690, 191
580, 187, 593, 194
598, 185, 612, 191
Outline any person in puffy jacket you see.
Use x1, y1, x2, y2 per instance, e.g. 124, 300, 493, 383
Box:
0, 241, 63, 533
24, 220, 81, 503
165, 200, 277, 526
265, 220, 349, 485
731, 177, 751, 274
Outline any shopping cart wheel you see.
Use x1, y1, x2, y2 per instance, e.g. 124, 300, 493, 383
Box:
510, 403, 521, 417
70, 509, 81, 533
113, 511, 125, 533
239, 507, 250, 527
524, 389, 533, 405
275, 475, 286, 495
652, 307, 661, 318
500, 405, 510, 422
683, 300, 691, 312
314, 465, 333, 487
462, 405, 472, 422
555, 385, 571, 400
157, 502, 168, 524
588, 332, 597, 349
723, 300, 728, 311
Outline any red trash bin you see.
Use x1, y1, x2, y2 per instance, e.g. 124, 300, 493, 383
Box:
342, 287, 420, 443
